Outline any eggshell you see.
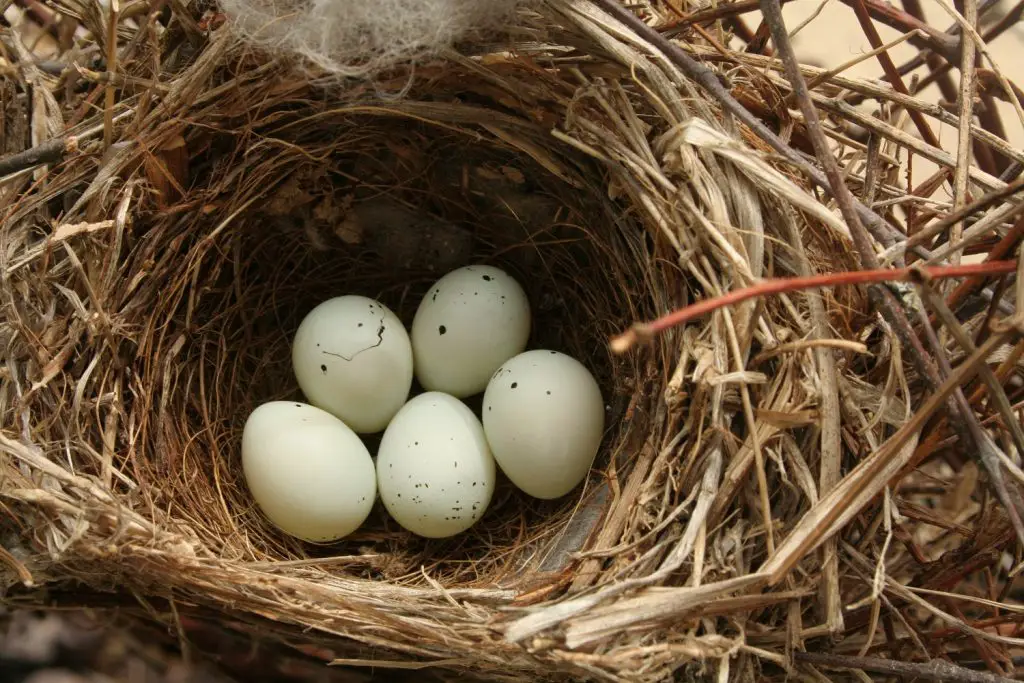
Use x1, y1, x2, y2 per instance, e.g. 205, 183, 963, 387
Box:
242, 401, 377, 542
292, 295, 413, 433
376, 392, 496, 538
411, 265, 530, 398
482, 350, 604, 499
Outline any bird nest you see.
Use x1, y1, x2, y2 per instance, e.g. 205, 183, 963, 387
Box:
3, 0, 1024, 681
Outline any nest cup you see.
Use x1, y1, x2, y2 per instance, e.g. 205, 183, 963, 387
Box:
158, 104, 648, 571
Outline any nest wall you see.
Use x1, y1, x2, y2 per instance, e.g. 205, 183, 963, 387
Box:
6, 1, 1017, 682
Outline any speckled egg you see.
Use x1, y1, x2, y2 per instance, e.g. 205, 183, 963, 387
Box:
483, 350, 604, 499
376, 392, 496, 538
292, 295, 413, 433
411, 265, 530, 398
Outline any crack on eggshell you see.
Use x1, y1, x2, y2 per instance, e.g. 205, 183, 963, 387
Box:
319, 313, 387, 362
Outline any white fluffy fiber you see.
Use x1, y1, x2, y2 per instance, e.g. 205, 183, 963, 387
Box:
219, 0, 525, 79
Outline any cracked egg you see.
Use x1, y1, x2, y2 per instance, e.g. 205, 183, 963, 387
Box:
291, 295, 413, 433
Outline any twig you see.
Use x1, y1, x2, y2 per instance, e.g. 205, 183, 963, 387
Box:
908, 274, 1024, 548
795, 650, 1019, 682
888, 0, 1005, 81
833, 0, 959, 62
914, 272, 1024, 461
945, 214, 1024, 312
610, 261, 1017, 352
905, 175, 1024, 251
849, 0, 941, 150
804, 29, 924, 93
911, 0, 1024, 96
0, 137, 75, 177
951, 0, 980, 266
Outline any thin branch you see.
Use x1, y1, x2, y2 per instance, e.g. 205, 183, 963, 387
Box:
610, 261, 1017, 353
910, 0, 1024, 95
833, 0, 960, 62
915, 274, 1024, 459
887, 0, 1006, 81
909, 274, 1024, 547
905, 175, 1024, 251
0, 137, 75, 177
849, 0, 941, 150
804, 29, 924, 93
945, 214, 1024, 312
951, 0, 980, 266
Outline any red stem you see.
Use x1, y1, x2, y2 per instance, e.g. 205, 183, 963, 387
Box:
611, 260, 1018, 352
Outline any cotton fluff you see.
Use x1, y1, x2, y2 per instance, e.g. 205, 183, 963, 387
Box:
219, 0, 525, 79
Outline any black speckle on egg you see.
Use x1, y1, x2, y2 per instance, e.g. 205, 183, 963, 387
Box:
439, 325, 447, 335
487, 406, 491, 411
482, 275, 492, 281
432, 290, 439, 301
295, 403, 301, 408
358, 322, 363, 327
320, 364, 327, 374
454, 461, 458, 468
511, 382, 518, 389
550, 351, 556, 354
546, 390, 551, 395
415, 441, 419, 446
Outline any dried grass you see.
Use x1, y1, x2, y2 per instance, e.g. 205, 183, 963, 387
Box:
2, 0, 1024, 681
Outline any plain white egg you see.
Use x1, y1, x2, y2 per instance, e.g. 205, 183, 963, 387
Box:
241, 401, 377, 542
376, 392, 496, 538
411, 265, 530, 398
483, 350, 604, 499
292, 295, 413, 433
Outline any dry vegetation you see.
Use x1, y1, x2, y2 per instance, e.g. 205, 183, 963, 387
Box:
2, 0, 1024, 681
